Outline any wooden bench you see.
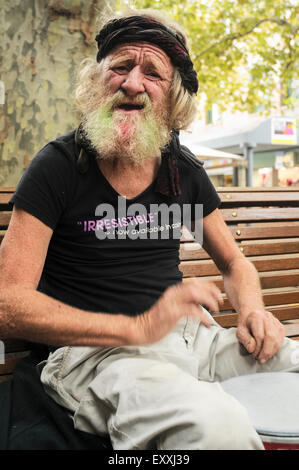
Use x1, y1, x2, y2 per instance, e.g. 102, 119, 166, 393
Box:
1, 186, 299, 382
180, 187, 299, 338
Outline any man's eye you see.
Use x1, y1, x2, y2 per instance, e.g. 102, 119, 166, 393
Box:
112, 66, 128, 74
147, 72, 161, 80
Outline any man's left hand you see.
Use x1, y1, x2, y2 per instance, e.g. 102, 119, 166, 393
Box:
236, 309, 286, 363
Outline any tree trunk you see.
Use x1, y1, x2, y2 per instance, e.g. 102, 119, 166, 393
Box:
0, 0, 114, 186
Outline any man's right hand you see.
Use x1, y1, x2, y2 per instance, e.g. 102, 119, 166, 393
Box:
133, 279, 223, 345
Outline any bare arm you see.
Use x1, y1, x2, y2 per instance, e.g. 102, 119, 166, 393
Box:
201, 209, 264, 315
0, 206, 138, 346
201, 208, 285, 363
0, 206, 222, 347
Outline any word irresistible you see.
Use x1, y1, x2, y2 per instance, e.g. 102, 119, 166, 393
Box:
77, 197, 204, 242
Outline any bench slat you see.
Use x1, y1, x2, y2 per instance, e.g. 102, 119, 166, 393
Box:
0, 356, 24, 375
0, 188, 16, 192
238, 238, 299, 256
181, 223, 299, 242
180, 238, 299, 260
221, 207, 299, 222
0, 194, 13, 205
217, 187, 299, 192
0, 375, 12, 383
184, 269, 299, 291
0, 212, 11, 227
284, 323, 299, 337
230, 224, 299, 240
180, 253, 299, 277
220, 288, 299, 311
214, 304, 299, 328
219, 190, 299, 204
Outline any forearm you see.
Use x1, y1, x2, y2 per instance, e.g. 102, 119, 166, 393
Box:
0, 286, 136, 347
223, 256, 286, 362
222, 256, 264, 318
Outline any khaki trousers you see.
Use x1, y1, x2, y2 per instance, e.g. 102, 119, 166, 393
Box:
40, 311, 299, 450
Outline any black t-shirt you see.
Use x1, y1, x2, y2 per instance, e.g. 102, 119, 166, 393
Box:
10, 131, 221, 316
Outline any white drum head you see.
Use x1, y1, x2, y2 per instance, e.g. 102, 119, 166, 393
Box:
221, 372, 299, 443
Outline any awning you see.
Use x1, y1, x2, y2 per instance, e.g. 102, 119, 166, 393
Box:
180, 134, 245, 161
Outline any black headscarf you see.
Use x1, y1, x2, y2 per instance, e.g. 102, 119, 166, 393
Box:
95, 15, 198, 95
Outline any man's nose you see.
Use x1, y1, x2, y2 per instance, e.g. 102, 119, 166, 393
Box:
121, 67, 145, 96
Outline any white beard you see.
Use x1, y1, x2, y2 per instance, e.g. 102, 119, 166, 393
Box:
81, 90, 171, 165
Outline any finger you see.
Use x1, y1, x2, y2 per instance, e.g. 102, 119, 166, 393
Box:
205, 283, 224, 307
257, 334, 276, 364
189, 304, 212, 327
247, 318, 265, 359
201, 298, 220, 314
208, 290, 224, 312
181, 286, 221, 315
200, 288, 223, 314
183, 280, 222, 307
199, 305, 212, 327
236, 325, 256, 354
257, 317, 285, 363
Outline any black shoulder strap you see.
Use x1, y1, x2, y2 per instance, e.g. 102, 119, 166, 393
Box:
75, 125, 90, 175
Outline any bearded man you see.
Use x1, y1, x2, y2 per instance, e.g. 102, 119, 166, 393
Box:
0, 9, 298, 451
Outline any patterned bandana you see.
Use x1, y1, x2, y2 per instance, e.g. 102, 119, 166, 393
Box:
95, 15, 198, 95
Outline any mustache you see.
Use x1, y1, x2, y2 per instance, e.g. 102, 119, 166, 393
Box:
105, 91, 152, 111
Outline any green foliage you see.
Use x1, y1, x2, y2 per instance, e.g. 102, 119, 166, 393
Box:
116, 0, 299, 114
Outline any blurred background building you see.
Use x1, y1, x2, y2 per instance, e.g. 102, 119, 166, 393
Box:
181, 102, 299, 187
181, 79, 299, 187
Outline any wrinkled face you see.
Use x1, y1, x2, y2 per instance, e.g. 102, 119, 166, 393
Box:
82, 42, 174, 164
102, 41, 174, 115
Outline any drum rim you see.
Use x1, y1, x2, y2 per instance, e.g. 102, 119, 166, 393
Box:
260, 433, 299, 444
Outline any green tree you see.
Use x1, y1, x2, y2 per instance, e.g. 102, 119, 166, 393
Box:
117, 0, 299, 114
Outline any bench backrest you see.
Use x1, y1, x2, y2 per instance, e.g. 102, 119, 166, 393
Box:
180, 187, 299, 337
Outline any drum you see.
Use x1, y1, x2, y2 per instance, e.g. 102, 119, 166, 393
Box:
221, 372, 299, 450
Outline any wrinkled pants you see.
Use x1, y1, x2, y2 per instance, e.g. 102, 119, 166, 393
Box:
40, 311, 299, 450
